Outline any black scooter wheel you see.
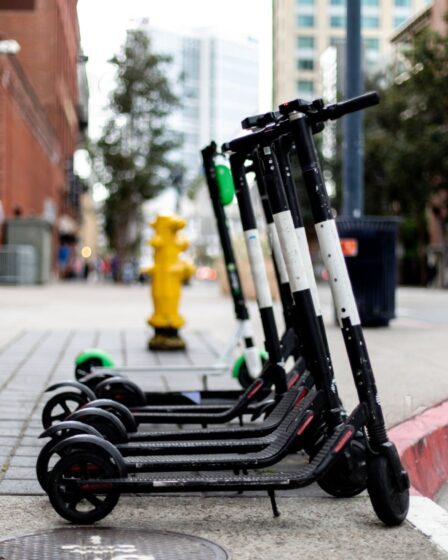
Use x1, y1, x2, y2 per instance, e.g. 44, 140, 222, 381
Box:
367, 454, 409, 526
37, 424, 102, 491
75, 358, 104, 380
79, 372, 120, 390
317, 437, 367, 498
42, 392, 87, 429
235, 354, 267, 389
83, 399, 137, 433
95, 377, 146, 408
48, 451, 120, 524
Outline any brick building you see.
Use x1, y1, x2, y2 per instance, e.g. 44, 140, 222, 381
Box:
0, 0, 84, 260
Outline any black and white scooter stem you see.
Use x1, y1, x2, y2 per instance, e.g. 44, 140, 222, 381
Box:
250, 153, 298, 340
201, 143, 263, 378
257, 140, 341, 417
229, 151, 287, 394
273, 135, 337, 365
284, 111, 388, 447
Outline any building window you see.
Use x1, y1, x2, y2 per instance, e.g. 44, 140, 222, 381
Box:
296, 0, 314, 4
362, 0, 379, 5
329, 36, 344, 47
362, 16, 379, 28
394, 0, 411, 6
298, 58, 314, 70
364, 37, 379, 50
330, 0, 345, 5
393, 15, 407, 27
297, 36, 315, 48
297, 80, 314, 96
297, 14, 315, 27
330, 15, 345, 27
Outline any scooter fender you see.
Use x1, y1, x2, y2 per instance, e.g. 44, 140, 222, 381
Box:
83, 399, 137, 432
67, 407, 129, 443
51, 434, 127, 477
78, 371, 121, 389
45, 381, 96, 401
39, 420, 103, 440
95, 377, 146, 406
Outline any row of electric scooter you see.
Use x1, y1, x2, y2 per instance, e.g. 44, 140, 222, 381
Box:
36, 91, 410, 527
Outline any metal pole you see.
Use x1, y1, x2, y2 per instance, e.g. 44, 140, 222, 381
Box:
342, 0, 364, 217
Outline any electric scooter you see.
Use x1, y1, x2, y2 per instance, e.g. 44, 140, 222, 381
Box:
39, 92, 408, 528
72, 144, 266, 389
41, 144, 312, 428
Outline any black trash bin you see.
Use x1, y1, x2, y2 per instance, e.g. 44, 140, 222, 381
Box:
336, 216, 400, 327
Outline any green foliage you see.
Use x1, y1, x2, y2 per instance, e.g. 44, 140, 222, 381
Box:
94, 28, 182, 278
365, 29, 448, 214
328, 27, 448, 284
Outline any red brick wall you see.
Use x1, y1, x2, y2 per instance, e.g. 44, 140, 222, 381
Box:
1, 87, 62, 216
0, 56, 63, 244
0, 0, 79, 161
0, 0, 80, 246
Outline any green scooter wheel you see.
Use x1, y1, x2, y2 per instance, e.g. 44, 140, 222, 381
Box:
74, 349, 116, 380
232, 350, 268, 389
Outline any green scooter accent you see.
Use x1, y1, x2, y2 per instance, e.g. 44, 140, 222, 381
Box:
232, 350, 268, 388
75, 349, 116, 368
74, 349, 116, 379
215, 164, 235, 206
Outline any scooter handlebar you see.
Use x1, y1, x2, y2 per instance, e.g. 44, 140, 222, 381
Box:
241, 111, 281, 130
323, 91, 380, 121
223, 119, 289, 155
279, 91, 380, 123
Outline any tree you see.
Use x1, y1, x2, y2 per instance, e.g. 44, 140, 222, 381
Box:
95, 29, 182, 280
328, 26, 448, 284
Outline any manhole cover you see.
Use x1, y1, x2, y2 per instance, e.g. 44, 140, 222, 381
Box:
0, 527, 230, 560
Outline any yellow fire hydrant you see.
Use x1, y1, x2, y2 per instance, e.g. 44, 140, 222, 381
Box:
146, 214, 195, 350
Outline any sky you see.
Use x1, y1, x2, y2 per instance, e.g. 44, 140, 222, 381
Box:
77, 0, 273, 141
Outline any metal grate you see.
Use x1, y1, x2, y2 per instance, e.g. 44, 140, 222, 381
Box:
0, 527, 230, 559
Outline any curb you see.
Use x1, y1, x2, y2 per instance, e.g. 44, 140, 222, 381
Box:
390, 399, 448, 554
389, 399, 448, 499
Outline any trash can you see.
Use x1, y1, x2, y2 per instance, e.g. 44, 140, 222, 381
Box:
336, 216, 400, 327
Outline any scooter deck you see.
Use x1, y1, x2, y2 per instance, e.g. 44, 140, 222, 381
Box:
60, 408, 361, 495
112, 390, 319, 473
127, 370, 309, 442
80, 328, 300, 411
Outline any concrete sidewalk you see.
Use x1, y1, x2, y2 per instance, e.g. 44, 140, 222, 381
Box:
0, 281, 447, 558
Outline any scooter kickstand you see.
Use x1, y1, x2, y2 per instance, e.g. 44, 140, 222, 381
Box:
268, 490, 280, 518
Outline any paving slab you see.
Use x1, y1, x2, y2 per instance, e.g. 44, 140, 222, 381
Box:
0, 495, 446, 560
0, 282, 446, 558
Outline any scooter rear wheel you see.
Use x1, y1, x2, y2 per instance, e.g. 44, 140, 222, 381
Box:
75, 358, 104, 380
48, 451, 120, 524
42, 392, 87, 429
317, 437, 367, 498
367, 453, 409, 526
83, 399, 137, 433
36, 423, 103, 491
95, 377, 146, 408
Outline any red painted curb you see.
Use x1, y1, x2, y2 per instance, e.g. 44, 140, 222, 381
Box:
389, 400, 448, 499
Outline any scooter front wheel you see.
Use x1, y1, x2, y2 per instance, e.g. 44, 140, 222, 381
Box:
233, 351, 268, 389
47, 451, 121, 524
367, 453, 409, 526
